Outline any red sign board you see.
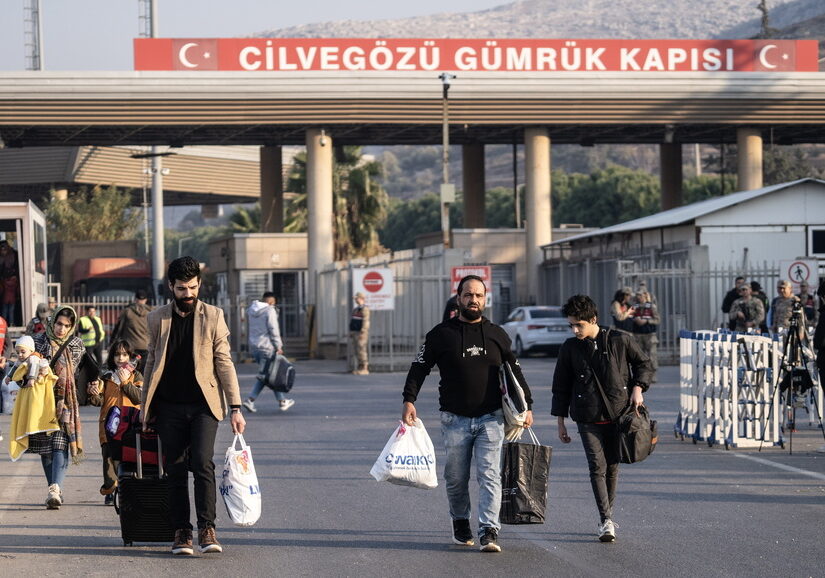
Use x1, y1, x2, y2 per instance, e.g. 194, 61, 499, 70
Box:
363, 270, 384, 293
135, 38, 818, 73
451, 266, 492, 294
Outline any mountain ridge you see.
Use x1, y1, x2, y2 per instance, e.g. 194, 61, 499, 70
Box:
258, 0, 821, 41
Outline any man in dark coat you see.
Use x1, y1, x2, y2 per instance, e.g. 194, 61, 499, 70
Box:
551, 294, 653, 543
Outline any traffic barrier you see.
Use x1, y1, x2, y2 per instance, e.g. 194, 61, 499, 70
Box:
675, 329, 823, 449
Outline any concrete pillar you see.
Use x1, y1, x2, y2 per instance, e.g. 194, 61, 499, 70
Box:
737, 127, 763, 191
306, 128, 334, 306
524, 127, 551, 305
260, 145, 284, 233
462, 143, 485, 228
660, 143, 683, 210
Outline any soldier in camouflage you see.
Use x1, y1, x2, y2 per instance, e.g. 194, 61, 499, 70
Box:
770, 280, 800, 334
729, 283, 765, 332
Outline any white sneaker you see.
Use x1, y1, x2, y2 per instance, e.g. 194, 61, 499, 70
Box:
279, 399, 295, 412
46, 484, 62, 510
598, 519, 615, 542
242, 399, 257, 413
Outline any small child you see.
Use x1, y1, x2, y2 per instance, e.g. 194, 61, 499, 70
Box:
7, 335, 60, 461
5, 335, 51, 390
98, 340, 143, 504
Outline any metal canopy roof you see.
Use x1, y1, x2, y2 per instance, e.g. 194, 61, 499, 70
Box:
2, 71, 825, 147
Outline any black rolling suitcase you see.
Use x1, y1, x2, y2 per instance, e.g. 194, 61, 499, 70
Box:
114, 432, 175, 546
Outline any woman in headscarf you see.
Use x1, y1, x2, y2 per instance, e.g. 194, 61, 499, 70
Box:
29, 306, 97, 509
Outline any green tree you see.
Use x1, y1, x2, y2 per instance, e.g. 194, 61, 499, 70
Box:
553, 166, 660, 228
682, 174, 738, 204
285, 146, 390, 260
44, 185, 140, 241
763, 145, 823, 185
227, 204, 261, 233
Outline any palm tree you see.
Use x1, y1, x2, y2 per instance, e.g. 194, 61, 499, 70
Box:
285, 146, 388, 260
227, 204, 261, 233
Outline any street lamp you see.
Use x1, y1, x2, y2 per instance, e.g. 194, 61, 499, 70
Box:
439, 72, 456, 249
178, 236, 192, 257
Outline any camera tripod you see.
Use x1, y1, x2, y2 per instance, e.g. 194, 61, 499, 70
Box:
759, 309, 825, 454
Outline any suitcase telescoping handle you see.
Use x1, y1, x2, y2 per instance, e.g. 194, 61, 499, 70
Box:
134, 430, 165, 479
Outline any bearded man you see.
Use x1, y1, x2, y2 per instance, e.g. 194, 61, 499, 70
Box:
401, 275, 533, 553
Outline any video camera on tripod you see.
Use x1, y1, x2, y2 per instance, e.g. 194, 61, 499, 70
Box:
761, 297, 825, 453
779, 301, 813, 394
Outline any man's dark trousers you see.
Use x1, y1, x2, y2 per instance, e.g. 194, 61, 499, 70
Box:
154, 399, 220, 530
577, 421, 620, 523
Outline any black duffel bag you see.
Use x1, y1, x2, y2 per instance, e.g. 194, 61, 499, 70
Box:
616, 404, 658, 464
500, 428, 552, 525
264, 354, 295, 393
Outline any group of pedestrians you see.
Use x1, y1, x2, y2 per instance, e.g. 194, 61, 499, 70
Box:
609, 282, 660, 381
403, 275, 652, 551
4, 264, 655, 555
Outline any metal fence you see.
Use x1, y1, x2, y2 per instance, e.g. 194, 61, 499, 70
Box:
541, 250, 782, 363
55, 295, 294, 361
316, 248, 463, 371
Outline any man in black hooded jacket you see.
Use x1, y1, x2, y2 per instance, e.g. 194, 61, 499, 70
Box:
552, 294, 653, 543
402, 275, 533, 554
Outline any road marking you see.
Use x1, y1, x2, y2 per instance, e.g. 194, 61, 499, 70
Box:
731, 452, 825, 481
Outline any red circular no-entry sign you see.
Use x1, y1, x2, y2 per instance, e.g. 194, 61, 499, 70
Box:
363, 271, 384, 293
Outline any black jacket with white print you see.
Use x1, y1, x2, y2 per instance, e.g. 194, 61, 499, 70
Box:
403, 316, 533, 417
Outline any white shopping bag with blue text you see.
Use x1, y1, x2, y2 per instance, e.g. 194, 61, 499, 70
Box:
219, 434, 262, 526
370, 418, 438, 489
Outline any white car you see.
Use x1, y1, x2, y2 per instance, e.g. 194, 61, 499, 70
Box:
502, 306, 569, 357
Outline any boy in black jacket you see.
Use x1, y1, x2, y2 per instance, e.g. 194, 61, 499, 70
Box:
551, 294, 653, 542
402, 275, 533, 553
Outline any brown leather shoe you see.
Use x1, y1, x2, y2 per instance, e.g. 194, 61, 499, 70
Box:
172, 528, 193, 555
198, 527, 223, 553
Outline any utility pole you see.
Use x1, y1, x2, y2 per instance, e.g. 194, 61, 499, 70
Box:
439, 73, 456, 249
23, 0, 44, 70
147, 0, 166, 300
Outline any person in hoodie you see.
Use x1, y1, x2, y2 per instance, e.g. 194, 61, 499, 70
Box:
242, 292, 294, 413
401, 275, 533, 554
111, 290, 153, 374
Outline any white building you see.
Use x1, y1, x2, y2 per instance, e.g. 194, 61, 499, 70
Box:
541, 178, 825, 359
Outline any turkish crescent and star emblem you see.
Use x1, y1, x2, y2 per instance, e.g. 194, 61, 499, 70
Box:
753, 40, 795, 72
173, 39, 218, 70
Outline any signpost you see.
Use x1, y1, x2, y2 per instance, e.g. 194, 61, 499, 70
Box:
451, 265, 493, 310
352, 267, 395, 370
779, 258, 819, 290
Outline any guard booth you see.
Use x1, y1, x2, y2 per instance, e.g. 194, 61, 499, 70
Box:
0, 201, 48, 330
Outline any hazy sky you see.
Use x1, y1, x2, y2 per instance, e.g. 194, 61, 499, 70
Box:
0, 0, 507, 71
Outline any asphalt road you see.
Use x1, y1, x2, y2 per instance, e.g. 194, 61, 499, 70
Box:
1, 358, 824, 577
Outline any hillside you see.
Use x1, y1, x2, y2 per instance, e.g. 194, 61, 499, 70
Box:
260, 0, 815, 40
258, 0, 825, 199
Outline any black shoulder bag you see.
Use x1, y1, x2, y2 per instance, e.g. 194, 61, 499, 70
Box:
586, 330, 658, 464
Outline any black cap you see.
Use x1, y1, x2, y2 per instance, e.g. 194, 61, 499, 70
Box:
135, 289, 148, 300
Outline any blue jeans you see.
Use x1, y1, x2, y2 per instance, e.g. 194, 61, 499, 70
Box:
41, 448, 68, 487
440, 410, 504, 532
249, 351, 286, 402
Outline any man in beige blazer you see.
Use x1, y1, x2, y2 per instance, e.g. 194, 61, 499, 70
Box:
141, 256, 245, 556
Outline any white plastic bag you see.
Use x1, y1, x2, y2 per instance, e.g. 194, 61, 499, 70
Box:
370, 418, 438, 489
1, 380, 19, 415
219, 434, 262, 526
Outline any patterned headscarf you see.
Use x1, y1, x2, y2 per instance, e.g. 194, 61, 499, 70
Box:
44, 304, 85, 464
46, 305, 78, 345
